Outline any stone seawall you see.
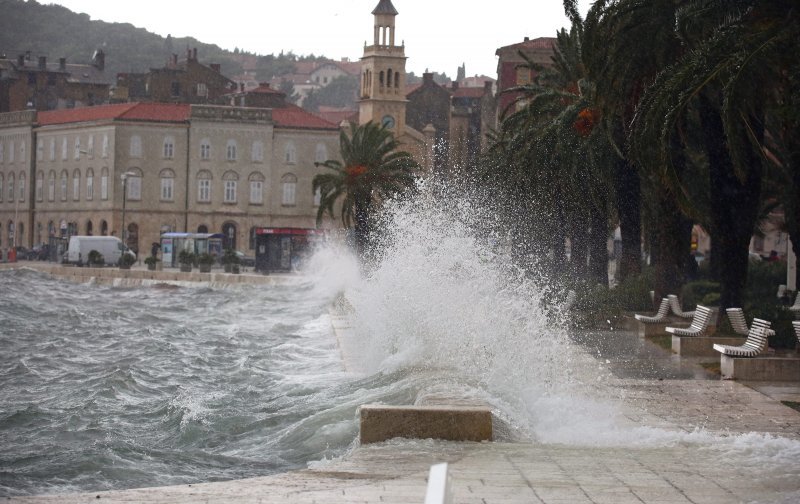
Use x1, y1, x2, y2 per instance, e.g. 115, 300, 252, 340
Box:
0, 262, 291, 288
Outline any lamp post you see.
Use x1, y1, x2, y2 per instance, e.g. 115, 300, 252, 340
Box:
120, 171, 136, 246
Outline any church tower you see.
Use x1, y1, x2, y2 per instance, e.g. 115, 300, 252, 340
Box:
359, 0, 408, 136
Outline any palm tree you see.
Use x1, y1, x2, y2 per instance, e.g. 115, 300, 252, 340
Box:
313, 121, 419, 259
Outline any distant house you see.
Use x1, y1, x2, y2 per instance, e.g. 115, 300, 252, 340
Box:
449, 81, 496, 173
115, 48, 235, 104
495, 37, 556, 119
270, 59, 361, 106
0, 50, 112, 112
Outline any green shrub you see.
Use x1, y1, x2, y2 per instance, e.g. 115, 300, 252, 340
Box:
745, 260, 786, 303
680, 280, 720, 308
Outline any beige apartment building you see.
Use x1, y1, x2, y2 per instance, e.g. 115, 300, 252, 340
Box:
0, 101, 340, 256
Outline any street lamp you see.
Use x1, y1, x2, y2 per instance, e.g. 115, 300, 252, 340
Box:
120, 171, 136, 246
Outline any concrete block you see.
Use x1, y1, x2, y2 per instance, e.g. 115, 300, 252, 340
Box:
720, 355, 800, 381
637, 321, 670, 337
359, 404, 492, 444
672, 335, 746, 357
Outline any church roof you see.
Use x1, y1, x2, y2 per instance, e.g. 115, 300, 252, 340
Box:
372, 0, 398, 15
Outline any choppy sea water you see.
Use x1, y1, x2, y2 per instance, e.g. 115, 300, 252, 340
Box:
0, 266, 387, 496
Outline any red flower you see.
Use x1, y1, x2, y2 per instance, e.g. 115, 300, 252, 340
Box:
573, 108, 600, 137
345, 165, 367, 184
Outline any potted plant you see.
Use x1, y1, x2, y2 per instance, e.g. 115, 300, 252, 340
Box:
197, 252, 215, 273
144, 255, 160, 271
87, 249, 104, 267
178, 249, 195, 273
119, 252, 136, 270
222, 248, 240, 273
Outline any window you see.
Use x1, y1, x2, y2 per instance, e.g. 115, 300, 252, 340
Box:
197, 171, 212, 202
36, 172, 43, 202
249, 173, 264, 205
100, 168, 109, 200
49, 139, 55, 161
130, 135, 142, 158
516, 67, 532, 85
18, 173, 25, 202
86, 169, 94, 201
223, 171, 238, 203
62, 138, 68, 160
171, 81, 181, 96
126, 173, 141, 200
48, 172, 55, 201
0, 142, 4, 162
74, 137, 81, 159
163, 137, 174, 159
315, 143, 328, 163
200, 139, 211, 160
37, 140, 43, 161
281, 173, 297, 206
19, 141, 25, 162
226, 140, 237, 161
60, 171, 68, 201
196, 83, 208, 97
72, 170, 80, 201
160, 169, 174, 201
9, 141, 14, 163
251, 141, 264, 162
87, 135, 94, 157
102, 134, 109, 158
284, 142, 296, 164
7, 173, 14, 201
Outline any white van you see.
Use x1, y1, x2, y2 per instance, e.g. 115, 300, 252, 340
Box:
66, 236, 136, 266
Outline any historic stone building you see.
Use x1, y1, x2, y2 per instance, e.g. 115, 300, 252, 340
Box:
358, 0, 433, 168
495, 37, 556, 119
0, 50, 112, 113
0, 101, 340, 255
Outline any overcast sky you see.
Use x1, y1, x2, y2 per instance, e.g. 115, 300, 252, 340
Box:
47, 0, 591, 78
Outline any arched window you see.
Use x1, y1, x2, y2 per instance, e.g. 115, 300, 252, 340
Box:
86, 168, 94, 201
251, 140, 264, 162
101, 168, 109, 200
101, 220, 108, 236
36, 171, 43, 202
315, 143, 328, 163
226, 139, 237, 161
163, 136, 175, 159
197, 170, 212, 202
284, 141, 296, 164
379, 70, 385, 87
160, 168, 175, 201
223, 171, 238, 203
48, 171, 55, 201
200, 138, 211, 160
7, 172, 14, 202
72, 169, 81, 201
129, 135, 142, 158
387, 69, 393, 89
86, 220, 93, 236
60, 170, 68, 201
281, 173, 297, 206
249, 172, 264, 205
124, 168, 143, 201
18, 172, 25, 202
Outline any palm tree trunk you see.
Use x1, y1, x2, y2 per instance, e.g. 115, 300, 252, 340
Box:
698, 91, 763, 315
615, 156, 642, 281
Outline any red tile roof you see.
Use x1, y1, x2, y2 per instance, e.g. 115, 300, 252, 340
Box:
37, 102, 191, 126
272, 105, 339, 130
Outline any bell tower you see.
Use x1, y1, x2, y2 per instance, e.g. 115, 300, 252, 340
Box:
359, 0, 408, 136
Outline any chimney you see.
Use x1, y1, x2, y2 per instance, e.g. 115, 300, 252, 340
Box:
38, 56, 47, 70
17, 54, 25, 67
210, 63, 221, 73
524, 36, 530, 42
93, 49, 105, 70
59, 57, 66, 71
423, 72, 433, 84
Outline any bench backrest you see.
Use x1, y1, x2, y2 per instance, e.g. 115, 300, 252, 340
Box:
793, 321, 800, 343
668, 294, 689, 315
726, 308, 749, 335
689, 305, 712, 330
747, 318, 772, 351
655, 297, 670, 318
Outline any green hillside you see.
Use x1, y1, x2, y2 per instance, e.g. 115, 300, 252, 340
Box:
0, 0, 268, 77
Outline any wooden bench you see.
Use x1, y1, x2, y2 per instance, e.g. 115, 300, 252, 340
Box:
666, 305, 712, 337
713, 318, 772, 357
